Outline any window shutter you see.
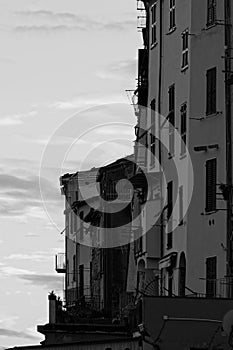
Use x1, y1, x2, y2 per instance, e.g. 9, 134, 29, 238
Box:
205, 158, 217, 212
206, 67, 217, 115
206, 256, 217, 297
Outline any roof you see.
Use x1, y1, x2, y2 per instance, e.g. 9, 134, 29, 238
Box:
5, 336, 139, 350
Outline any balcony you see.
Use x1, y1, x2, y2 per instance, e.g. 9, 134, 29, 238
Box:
55, 253, 66, 273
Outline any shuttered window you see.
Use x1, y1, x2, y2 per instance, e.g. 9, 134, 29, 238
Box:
206, 67, 217, 115
169, 0, 176, 30
79, 211, 84, 240
205, 158, 217, 212
180, 102, 187, 155
181, 30, 189, 69
179, 186, 184, 226
150, 99, 156, 166
79, 264, 84, 297
168, 85, 175, 156
207, 0, 217, 27
151, 2, 157, 46
167, 181, 173, 249
206, 256, 217, 297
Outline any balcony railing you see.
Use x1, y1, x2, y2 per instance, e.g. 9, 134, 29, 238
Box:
55, 253, 66, 273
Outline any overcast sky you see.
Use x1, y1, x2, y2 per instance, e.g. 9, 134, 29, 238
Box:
0, 0, 141, 347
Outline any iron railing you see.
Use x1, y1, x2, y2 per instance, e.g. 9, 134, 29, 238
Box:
55, 253, 66, 273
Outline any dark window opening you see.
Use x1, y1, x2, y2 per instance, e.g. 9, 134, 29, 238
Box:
205, 158, 217, 212
206, 67, 217, 115
180, 102, 187, 155
151, 3, 157, 46
169, 0, 176, 30
168, 85, 175, 157
207, 0, 217, 27
150, 99, 156, 166
167, 181, 173, 249
181, 30, 189, 69
206, 256, 217, 297
79, 264, 84, 297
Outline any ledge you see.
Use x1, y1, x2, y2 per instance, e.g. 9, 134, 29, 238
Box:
166, 26, 177, 35
151, 42, 158, 50
181, 65, 189, 73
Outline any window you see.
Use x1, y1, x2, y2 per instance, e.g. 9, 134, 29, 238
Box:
179, 186, 184, 225
74, 212, 77, 233
205, 158, 217, 212
168, 268, 173, 296
79, 264, 84, 297
167, 181, 173, 249
207, 0, 217, 27
67, 259, 69, 286
180, 102, 187, 155
168, 85, 175, 157
181, 30, 189, 69
79, 211, 84, 240
73, 255, 76, 281
206, 67, 217, 115
150, 99, 156, 166
206, 256, 217, 297
151, 2, 157, 46
169, 0, 176, 30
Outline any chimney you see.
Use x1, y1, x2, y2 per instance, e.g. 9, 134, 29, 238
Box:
48, 291, 57, 324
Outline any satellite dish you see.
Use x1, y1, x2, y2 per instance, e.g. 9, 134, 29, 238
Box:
223, 310, 233, 336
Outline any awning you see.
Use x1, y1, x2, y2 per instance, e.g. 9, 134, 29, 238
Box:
159, 252, 177, 270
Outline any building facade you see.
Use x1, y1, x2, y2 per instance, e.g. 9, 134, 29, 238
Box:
130, 0, 233, 302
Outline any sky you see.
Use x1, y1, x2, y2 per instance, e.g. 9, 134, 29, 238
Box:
0, 0, 142, 348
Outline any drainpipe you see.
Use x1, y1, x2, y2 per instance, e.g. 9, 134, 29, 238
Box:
224, 0, 233, 296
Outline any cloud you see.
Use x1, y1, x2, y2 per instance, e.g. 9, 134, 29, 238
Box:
0, 266, 34, 276
97, 58, 137, 81
14, 10, 135, 33
5, 252, 53, 262
25, 233, 40, 238
0, 327, 38, 340
50, 93, 126, 110
0, 111, 37, 126
0, 264, 62, 290
0, 173, 61, 220
15, 24, 86, 33
19, 273, 63, 290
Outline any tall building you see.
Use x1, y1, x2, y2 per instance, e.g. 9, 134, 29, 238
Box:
129, 0, 233, 302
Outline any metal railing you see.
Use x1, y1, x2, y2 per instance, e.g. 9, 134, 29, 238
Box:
55, 253, 66, 273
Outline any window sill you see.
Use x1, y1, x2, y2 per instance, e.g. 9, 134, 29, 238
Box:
151, 42, 158, 50
168, 153, 174, 159
204, 22, 218, 31
166, 26, 177, 35
179, 153, 187, 160
201, 210, 217, 216
181, 65, 189, 73
205, 111, 223, 119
